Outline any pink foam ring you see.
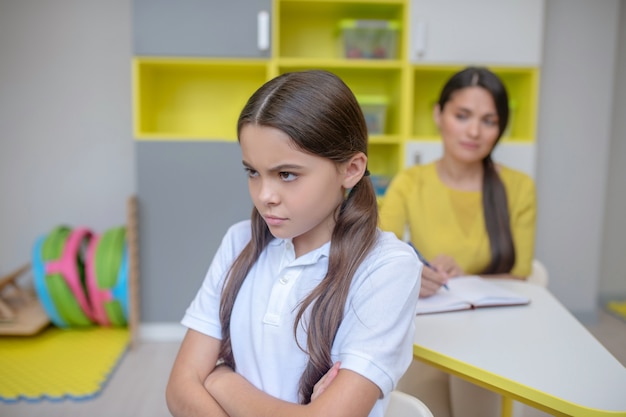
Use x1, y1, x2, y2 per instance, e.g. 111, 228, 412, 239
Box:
45, 227, 95, 322
85, 234, 113, 326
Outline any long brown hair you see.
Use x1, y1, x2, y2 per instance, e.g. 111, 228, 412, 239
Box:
438, 66, 515, 273
218, 70, 379, 403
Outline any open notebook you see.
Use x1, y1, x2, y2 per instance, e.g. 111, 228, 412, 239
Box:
415, 276, 531, 315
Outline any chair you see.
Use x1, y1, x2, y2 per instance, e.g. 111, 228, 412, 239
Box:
527, 258, 549, 287
385, 390, 434, 417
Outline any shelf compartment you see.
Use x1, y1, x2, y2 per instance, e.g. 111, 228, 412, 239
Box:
277, 65, 404, 136
368, 143, 401, 179
411, 65, 539, 142
133, 58, 270, 140
277, 0, 406, 60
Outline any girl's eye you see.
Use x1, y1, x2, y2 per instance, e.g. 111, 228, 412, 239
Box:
279, 172, 297, 182
455, 113, 469, 120
245, 168, 259, 178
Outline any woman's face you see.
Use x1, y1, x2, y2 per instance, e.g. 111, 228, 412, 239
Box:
435, 86, 501, 165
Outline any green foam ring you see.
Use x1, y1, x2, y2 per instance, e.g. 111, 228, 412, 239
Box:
46, 273, 93, 327
95, 227, 126, 290
42, 226, 94, 327
104, 300, 127, 326
42, 225, 71, 261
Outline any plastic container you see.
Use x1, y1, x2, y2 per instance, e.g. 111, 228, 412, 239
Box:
339, 19, 400, 59
357, 95, 389, 135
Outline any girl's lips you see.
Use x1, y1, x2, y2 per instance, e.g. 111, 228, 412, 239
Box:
264, 216, 286, 226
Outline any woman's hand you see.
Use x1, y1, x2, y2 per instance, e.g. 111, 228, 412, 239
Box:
419, 255, 464, 298
431, 254, 464, 277
311, 362, 341, 401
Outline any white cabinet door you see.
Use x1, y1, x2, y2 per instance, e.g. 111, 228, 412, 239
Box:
410, 0, 545, 66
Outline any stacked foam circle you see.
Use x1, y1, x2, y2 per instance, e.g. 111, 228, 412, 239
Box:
32, 225, 129, 327
87, 226, 129, 326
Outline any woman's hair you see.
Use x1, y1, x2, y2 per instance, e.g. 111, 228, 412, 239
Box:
218, 70, 379, 403
438, 66, 515, 274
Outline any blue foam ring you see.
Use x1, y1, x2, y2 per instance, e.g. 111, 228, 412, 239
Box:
32, 235, 67, 327
111, 244, 129, 320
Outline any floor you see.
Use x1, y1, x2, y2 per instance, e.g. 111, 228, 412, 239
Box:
1, 310, 624, 417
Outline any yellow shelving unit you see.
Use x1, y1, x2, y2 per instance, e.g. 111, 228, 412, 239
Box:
133, 58, 271, 140
132, 0, 539, 188
411, 65, 539, 142
276, 0, 406, 60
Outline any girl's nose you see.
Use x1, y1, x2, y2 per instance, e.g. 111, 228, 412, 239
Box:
258, 180, 279, 206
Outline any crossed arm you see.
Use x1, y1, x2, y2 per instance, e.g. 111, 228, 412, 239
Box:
166, 329, 381, 417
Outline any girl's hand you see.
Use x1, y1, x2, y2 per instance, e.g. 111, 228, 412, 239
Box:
311, 362, 341, 401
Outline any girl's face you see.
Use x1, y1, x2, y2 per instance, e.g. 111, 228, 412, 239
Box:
240, 124, 350, 257
435, 86, 501, 165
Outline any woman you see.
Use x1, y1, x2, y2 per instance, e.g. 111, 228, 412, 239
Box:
380, 66, 537, 417
380, 66, 536, 298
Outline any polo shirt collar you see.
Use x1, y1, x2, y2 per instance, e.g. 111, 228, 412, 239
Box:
270, 238, 330, 270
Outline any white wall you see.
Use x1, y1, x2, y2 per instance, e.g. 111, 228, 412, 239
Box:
1, 0, 625, 322
535, 0, 621, 321
0, 0, 134, 275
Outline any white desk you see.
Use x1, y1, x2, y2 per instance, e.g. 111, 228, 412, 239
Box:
413, 280, 626, 417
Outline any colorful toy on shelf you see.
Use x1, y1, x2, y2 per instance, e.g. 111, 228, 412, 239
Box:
31, 225, 129, 328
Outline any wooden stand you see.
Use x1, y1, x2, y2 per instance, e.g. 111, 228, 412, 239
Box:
127, 195, 140, 349
0, 264, 50, 336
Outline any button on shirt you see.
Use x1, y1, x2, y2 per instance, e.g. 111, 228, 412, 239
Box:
182, 220, 421, 417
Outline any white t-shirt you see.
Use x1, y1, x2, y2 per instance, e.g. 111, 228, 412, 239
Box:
182, 220, 421, 417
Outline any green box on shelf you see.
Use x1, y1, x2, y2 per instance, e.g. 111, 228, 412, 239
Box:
339, 19, 400, 59
357, 95, 389, 135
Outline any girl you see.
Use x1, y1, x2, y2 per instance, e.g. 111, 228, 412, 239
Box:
166, 70, 421, 417
380, 66, 536, 298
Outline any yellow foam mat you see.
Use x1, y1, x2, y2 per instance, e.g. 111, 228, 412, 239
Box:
607, 300, 626, 321
0, 326, 129, 402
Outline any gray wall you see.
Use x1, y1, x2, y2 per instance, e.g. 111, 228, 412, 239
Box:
0, 1, 133, 273
599, 1, 626, 302
1, 0, 625, 323
535, 0, 623, 321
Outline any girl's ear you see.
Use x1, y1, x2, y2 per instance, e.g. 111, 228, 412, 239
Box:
342, 152, 368, 189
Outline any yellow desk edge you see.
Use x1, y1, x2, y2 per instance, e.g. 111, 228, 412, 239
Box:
413, 344, 626, 417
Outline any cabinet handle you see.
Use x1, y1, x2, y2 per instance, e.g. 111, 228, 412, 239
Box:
414, 20, 427, 59
257, 10, 270, 51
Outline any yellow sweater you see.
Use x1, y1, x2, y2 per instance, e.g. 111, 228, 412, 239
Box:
379, 162, 536, 277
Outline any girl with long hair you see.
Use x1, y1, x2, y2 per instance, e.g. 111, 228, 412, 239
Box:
166, 70, 421, 417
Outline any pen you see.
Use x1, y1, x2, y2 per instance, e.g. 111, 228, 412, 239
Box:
407, 242, 449, 290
